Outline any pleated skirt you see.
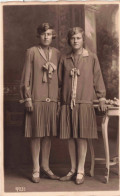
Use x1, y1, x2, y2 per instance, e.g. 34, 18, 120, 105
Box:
59, 103, 98, 139
24, 102, 58, 137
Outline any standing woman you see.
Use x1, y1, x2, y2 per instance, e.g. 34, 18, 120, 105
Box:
58, 27, 107, 184
20, 23, 60, 183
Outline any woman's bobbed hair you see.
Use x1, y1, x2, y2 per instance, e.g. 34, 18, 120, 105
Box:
37, 23, 56, 39
67, 27, 85, 46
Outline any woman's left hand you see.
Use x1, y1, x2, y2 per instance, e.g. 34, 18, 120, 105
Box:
98, 100, 108, 112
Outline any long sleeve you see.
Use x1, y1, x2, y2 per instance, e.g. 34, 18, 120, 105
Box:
58, 56, 64, 101
20, 49, 33, 101
93, 54, 106, 99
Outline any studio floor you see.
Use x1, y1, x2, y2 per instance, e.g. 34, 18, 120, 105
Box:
4, 164, 119, 193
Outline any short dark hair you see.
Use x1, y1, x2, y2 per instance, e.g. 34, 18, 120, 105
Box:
37, 23, 56, 39
67, 27, 85, 45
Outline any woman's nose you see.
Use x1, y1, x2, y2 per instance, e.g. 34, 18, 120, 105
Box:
74, 38, 77, 42
45, 34, 48, 39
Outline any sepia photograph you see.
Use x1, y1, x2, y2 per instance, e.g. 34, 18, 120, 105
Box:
1, 2, 119, 195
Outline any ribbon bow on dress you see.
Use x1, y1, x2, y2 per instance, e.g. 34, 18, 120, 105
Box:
37, 46, 57, 83
70, 68, 80, 109
42, 62, 57, 83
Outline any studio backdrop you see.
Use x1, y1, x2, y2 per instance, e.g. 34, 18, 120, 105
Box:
4, 4, 119, 169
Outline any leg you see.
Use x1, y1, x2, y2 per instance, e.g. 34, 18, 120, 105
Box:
77, 138, 87, 174
102, 115, 109, 183
41, 136, 51, 171
75, 138, 87, 184
88, 139, 95, 177
41, 136, 59, 179
30, 138, 40, 182
60, 138, 76, 181
68, 138, 76, 174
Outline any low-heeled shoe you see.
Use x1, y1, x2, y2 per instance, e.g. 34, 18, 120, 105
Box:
31, 171, 40, 183
41, 167, 60, 180
60, 171, 76, 181
31, 176, 40, 183
75, 174, 84, 185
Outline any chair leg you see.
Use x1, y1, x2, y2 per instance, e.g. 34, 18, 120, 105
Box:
102, 115, 110, 183
88, 139, 95, 177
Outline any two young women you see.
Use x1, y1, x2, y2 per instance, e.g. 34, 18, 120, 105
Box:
20, 23, 106, 185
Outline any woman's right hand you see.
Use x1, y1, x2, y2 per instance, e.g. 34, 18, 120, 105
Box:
25, 100, 33, 112
57, 101, 61, 115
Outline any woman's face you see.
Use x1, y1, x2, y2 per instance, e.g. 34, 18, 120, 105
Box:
70, 32, 83, 51
39, 29, 53, 47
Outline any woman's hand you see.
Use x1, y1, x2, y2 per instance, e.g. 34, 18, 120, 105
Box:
25, 100, 33, 112
57, 101, 61, 116
98, 100, 107, 112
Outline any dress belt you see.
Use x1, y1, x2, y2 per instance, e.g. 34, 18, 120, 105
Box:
33, 98, 58, 103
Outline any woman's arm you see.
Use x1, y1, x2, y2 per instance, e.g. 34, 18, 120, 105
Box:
20, 48, 33, 112
93, 54, 107, 112
58, 56, 64, 102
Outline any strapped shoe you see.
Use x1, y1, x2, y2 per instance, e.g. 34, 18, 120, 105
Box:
75, 173, 84, 185
41, 167, 60, 180
31, 171, 40, 183
59, 170, 76, 181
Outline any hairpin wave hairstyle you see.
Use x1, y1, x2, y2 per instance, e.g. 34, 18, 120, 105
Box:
67, 27, 85, 45
37, 23, 56, 39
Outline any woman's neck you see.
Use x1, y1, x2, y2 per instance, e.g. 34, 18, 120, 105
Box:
40, 45, 50, 50
72, 48, 83, 55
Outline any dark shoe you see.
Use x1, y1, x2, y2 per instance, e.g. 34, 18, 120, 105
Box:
31, 172, 40, 183
59, 170, 76, 181
41, 167, 60, 180
75, 173, 84, 185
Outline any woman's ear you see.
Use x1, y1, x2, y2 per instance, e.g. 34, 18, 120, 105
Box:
68, 38, 71, 46
52, 30, 56, 39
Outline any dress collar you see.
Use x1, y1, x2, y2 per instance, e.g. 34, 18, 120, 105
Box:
37, 45, 52, 61
66, 48, 89, 59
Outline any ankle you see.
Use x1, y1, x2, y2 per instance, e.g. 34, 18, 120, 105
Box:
41, 165, 49, 171
33, 166, 40, 173
77, 169, 84, 174
71, 168, 76, 173
32, 171, 40, 178
77, 172, 84, 175
76, 172, 84, 179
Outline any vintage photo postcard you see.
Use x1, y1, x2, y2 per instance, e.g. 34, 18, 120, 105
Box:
0, 1, 120, 196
